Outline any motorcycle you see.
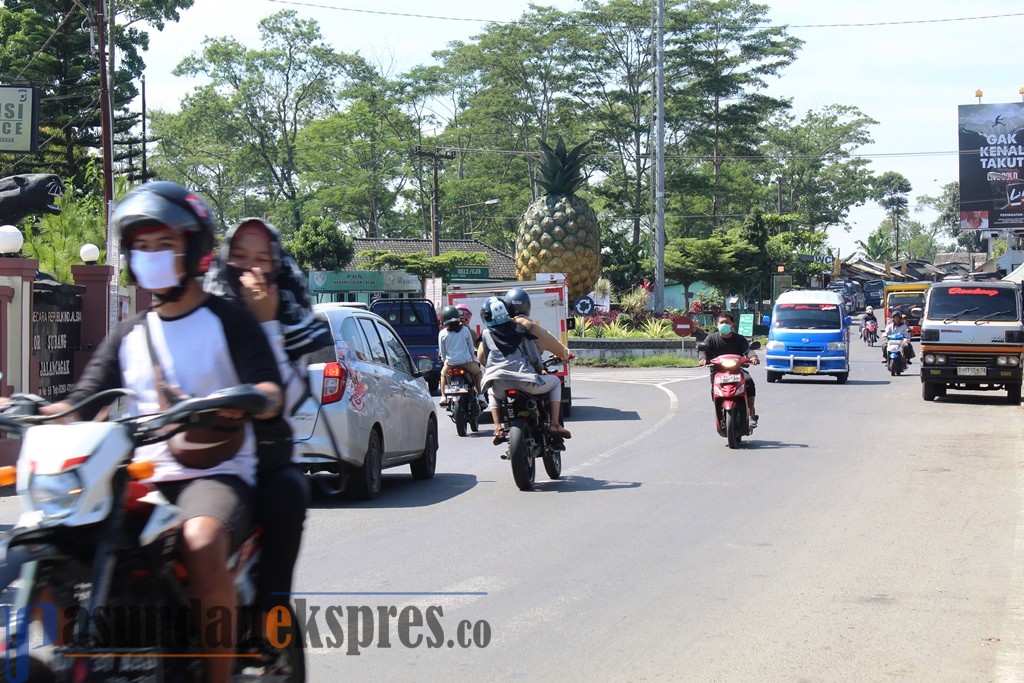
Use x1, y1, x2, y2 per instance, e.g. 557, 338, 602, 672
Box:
862, 319, 878, 346
708, 342, 760, 449
443, 366, 481, 437
0, 386, 304, 683
886, 332, 907, 376
494, 359, 565, 492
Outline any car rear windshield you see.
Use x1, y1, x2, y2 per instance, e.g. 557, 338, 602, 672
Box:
926, 286, 1019, 321
773, 303, 843, 329
887, 291, 925, 321
369, 300, 439, 344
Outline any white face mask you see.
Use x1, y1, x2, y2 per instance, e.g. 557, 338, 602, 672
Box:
131, 250, 182, 290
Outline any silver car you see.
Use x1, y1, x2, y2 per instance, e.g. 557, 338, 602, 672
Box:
292, 304, 438, 499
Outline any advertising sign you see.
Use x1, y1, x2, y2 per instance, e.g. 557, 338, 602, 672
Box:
958, 102, 1024, 231
0, 85, 40, 154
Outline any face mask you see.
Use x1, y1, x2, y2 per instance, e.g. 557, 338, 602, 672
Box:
718, 323, 732, 335
131, 250, 182, 290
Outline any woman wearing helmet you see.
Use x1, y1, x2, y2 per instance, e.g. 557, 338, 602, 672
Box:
478, 295, 572, 444
438, 304, 482, 406
502, 287, 572, 360
45, 182, 284, 683
862, 305, 878, 343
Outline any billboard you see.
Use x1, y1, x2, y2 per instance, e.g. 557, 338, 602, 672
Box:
958, 102, 1024, 231
0, 85, 40, 154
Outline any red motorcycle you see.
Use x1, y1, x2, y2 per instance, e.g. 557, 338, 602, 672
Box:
862, 319, 878, 346
709, 344, 760, 449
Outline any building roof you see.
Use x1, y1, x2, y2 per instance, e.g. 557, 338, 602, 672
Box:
934, 252, 986, 268
352, 238, 517, 279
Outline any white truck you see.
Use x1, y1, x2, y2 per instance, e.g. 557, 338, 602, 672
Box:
446, 276, 574, 417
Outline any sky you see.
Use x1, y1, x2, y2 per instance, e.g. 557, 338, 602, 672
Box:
139, 0, 1024, 259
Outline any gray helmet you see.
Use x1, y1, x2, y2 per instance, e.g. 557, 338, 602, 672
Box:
504, 287, 531, 317
481, 296, 510, 327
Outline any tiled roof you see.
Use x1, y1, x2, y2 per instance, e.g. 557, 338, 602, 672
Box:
352, 238, 517, 279
934, 252, 986, 267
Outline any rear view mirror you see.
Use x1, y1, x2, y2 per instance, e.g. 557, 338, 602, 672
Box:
416, 357, 434, 374
748, 341, 762, 350
761, 315, 771, 326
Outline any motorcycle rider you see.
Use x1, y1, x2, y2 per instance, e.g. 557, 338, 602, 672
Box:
40, 182, 283, 683
698, 312, 760, 428
438, 304, 482, 407
862, 305, 878, 342
478, 295, 571, 444
457, 303, 481, 346
882, 310, 915, 365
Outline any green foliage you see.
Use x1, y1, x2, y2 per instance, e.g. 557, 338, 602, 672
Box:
573, 354, 697, 368
856, 229, 894, 261
536, 136, 590, 196
356, 250, 487, 282
617, 286, 650, 317
286, 217, 355, 272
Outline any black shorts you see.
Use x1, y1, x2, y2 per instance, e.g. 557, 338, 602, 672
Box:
156, 475, 255, 550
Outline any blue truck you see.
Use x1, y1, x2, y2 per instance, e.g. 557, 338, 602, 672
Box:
369, 298, 442, 394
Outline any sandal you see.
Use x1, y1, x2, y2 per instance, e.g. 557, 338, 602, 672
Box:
548, 425, 572, 439
492, 427, 507, 445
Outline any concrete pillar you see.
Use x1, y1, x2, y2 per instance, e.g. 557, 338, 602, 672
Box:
0, 256, 38, 466
72, 264, 115, 383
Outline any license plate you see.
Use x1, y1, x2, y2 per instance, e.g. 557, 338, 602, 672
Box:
957, 367, 987, 377
719, 373, 742, 383
793, 366, 818, 374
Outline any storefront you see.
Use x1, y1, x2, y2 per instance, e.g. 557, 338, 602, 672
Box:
309, 269, 422, 304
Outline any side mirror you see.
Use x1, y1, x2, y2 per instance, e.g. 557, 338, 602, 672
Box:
416, 357, 434, 374
748, 341, 762, 350
911, 307, 923, 317
844, 316, 852, 327
761, 315, 771, 326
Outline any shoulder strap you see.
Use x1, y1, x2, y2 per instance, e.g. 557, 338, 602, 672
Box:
143, 313, 185, 409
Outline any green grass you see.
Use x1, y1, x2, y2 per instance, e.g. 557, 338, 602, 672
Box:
573, 354, 699, 368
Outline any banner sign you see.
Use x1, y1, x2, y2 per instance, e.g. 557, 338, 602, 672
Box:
958, 102, 1024, 231
0, 85, 40, 154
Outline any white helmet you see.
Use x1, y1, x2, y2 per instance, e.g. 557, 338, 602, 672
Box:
865, 306, 873, 314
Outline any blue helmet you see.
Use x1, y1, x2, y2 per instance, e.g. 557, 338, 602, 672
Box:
481, 296, 510, 327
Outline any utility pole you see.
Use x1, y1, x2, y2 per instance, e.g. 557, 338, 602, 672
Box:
95, 0, 118, 335
652, 0, 666, 313
412, 146, 456, 257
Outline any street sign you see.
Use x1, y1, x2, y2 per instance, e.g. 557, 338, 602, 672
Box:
671, 315, 695, 337
573, 295, 595, 316
452, 266, 490, 280
738, 313, 754, 337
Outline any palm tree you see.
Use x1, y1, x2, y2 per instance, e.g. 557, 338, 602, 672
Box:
856, 231, 894, 261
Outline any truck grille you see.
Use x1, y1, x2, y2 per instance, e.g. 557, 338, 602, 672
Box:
789, 345, 825, 353
948, 354, 992, 367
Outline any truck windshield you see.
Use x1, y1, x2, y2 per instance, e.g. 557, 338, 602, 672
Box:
926, 286, 1019, 322
773, 303, 842, 329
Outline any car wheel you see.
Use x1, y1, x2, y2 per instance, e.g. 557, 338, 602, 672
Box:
766, 371, 782, 383
410, 418, 438, 480
349, 430, 383, 500
835, 372, 848, 384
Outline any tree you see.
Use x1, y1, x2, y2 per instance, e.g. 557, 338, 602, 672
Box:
666, 0, 802, 231
164, 11, 351, 232
600, 224, 652, 294
919, 181, 984, 253
873, 171, 912, 259
286, 217, 355, 272
0, 0, 192, 184
356, 250, 488, 282
856, 229, 894, 261
766, 105, 878, 231
665, 233, 756, 310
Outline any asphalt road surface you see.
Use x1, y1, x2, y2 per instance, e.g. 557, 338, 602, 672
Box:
2, 335, 1024, 681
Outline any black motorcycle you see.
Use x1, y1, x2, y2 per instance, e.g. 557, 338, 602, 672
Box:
443, 366, 481, 437
494, 362, 566, 491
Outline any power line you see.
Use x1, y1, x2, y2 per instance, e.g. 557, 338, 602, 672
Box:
264, 0, 1024, 30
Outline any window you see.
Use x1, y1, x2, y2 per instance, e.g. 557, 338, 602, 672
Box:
358, 317, 388, 364
376, 323, 415, 375
773, 303, 842, 330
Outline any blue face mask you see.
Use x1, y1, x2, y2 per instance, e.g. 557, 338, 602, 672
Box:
718, 323, 732, 335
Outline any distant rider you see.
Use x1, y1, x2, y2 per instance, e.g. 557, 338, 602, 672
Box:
698, 311, 760, 428
882, 310, 915, 365
438, 305, 482, 406
862, 305, 878, 342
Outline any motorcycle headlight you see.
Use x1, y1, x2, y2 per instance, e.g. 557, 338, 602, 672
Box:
29, 471, 84, 520
766, 340, 785, 351
826, 342, 845, 351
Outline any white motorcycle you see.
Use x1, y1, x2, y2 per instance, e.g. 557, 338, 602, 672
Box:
0, 385, 304, 682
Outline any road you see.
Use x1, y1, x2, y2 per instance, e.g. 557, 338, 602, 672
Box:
2, 335, 1024, 681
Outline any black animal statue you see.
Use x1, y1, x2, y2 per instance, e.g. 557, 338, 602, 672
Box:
0, 173, 64, 225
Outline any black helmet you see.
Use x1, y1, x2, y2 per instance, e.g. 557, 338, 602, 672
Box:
504, 287, 531, 317
113, 181, 216, 282
440, 305, 461, 325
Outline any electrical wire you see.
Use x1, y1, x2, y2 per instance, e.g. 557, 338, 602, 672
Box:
264, 0, 1024, 30
14, 8, 79, 81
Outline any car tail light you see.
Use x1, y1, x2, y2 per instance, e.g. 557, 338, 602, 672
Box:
322, 362, 347, 405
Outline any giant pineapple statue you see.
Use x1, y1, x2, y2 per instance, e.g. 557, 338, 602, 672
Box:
515, 136, 601, 302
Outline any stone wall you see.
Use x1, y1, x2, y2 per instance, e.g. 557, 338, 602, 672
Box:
568, 337, 698, 361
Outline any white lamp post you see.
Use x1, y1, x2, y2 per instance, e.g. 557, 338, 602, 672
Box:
0, 225, 24, 257
80, 243, 100, 265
